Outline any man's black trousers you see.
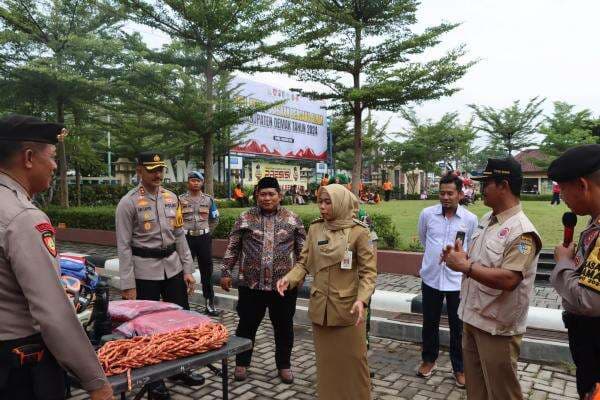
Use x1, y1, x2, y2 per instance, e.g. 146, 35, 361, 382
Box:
235, 286, 297, 369
0, 334, 65, 400
421, 282, 463, 373
135, 271, 190, 310
564, 312, 600, 397
186, 233, 215, 301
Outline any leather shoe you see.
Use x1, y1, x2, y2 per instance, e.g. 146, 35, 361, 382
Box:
234, 366, 247, 382
278, 368, 294, 384
454, 371, 466, 388
206, 299, 220, 317
149, 381, 171, 400
169, 371, 205, 386
416, 361, 436, 378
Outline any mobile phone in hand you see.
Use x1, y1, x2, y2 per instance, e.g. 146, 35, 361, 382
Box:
455, 231, 466, 245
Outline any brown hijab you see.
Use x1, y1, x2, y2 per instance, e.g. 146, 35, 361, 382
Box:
309, 184, 359, 270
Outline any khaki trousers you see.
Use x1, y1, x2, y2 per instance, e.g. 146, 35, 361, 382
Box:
463, 323, 523, 400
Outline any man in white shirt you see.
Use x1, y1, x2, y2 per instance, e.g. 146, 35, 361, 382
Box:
417, 174, 478, 387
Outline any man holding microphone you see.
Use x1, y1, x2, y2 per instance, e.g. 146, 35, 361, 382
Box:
548, 144, 600, 399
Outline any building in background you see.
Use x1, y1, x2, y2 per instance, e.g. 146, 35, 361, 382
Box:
514, 149, 551, 194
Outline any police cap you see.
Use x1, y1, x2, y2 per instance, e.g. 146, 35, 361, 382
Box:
188, 171, 204, 180
137, 151, 166, 170
0, 114, 67, 144
471, 157, 522, 182
547, 144, 600, 182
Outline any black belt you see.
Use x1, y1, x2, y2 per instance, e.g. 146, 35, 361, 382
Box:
131, 244, 176, 259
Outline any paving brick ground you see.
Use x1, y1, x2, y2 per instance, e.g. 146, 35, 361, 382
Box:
59, 242, 563, 310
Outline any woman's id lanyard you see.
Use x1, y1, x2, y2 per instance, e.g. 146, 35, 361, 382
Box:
341, 229, 352, 270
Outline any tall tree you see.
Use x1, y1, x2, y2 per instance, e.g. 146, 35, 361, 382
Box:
279, 0, 472, 194
399, 109, 475, 173
537, 101, 598, 168
111, 39, 275, 175
120, 0, 281, 195
0, 0, 124, 206
469, 97, 545, 156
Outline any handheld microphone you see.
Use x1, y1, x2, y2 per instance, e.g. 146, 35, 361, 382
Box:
562, 212, 577, 247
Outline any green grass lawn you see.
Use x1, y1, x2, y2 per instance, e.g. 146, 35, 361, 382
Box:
282, 200, 580, 250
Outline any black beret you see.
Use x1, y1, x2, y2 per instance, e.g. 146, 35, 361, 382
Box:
548, 144, 600, 182
472, 157, 522, 182
257, 177, 280, 192
137, 151, 166, 170
0, 114, 66, 144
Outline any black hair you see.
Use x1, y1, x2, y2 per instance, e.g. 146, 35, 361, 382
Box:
439, 173, 463, 192
490, 176, 522, 197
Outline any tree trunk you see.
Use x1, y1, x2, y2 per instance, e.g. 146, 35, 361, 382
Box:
75, 167, 81, 207
203, 54, 215, 195
56, 99, 69, 207
350, 26, 363, 196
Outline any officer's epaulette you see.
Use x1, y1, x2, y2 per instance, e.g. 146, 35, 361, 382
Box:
310, 218, 324, 225
353, 218, 369, 228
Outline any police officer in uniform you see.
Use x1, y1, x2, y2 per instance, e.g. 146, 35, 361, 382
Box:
548, 144, 600, 399
115, 151, 204, 399
0, 115, 113, 399
443, 158, 542, 400
179, 171, 220, 316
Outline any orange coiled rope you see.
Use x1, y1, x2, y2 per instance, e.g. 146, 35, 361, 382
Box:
97, 323, 228, 384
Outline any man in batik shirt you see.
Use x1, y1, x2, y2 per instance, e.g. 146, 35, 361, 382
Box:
220, 177, 306, 384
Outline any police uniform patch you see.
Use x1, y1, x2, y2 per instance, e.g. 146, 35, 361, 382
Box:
42, 231, 57, 257
517, 235, 533, 255
35, 223, 57, 257
498, 227, 510, 239
144, 222, 151, 231
579, 240, 600, 293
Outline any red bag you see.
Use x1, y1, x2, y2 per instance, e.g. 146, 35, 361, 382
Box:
114, 310, 213, 337
108, 300, 182, 322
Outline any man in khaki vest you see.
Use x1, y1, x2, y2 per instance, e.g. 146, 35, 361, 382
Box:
442, 157, 542, 400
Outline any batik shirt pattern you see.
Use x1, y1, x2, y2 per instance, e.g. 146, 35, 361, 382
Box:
222, 207, 306, 291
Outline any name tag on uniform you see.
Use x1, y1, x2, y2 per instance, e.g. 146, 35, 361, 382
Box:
317, 239, 329, 245
341, 250, 353, 270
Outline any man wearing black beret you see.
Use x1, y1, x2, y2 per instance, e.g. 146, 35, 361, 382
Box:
549, 144, 600, 399
220, 177, 306, 384
0, 115, 113, 399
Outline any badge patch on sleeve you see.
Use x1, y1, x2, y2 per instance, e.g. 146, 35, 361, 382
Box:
41, 231, 57, 257
35, 222, 57, 257
517, 235, 533, 255
579, 240, 600, 292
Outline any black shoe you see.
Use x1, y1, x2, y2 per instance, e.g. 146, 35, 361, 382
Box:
205, 299, 220, 317
169, 371, 206, 386
149, 381, 171, 400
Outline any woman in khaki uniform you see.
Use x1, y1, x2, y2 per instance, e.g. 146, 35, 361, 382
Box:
277, 184, 377, 399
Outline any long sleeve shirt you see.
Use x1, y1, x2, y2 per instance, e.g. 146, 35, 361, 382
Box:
418, 204, 478, 291
221, 206, 306, 291
116, 185, 193, 289
551, 216, 600, 316
0, 173, 107, 391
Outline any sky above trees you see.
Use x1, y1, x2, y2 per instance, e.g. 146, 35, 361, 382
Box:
133, 0, 600, 139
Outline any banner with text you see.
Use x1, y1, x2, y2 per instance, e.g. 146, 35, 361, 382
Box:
248, 162, 304, 190
232, 77, 328, 161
